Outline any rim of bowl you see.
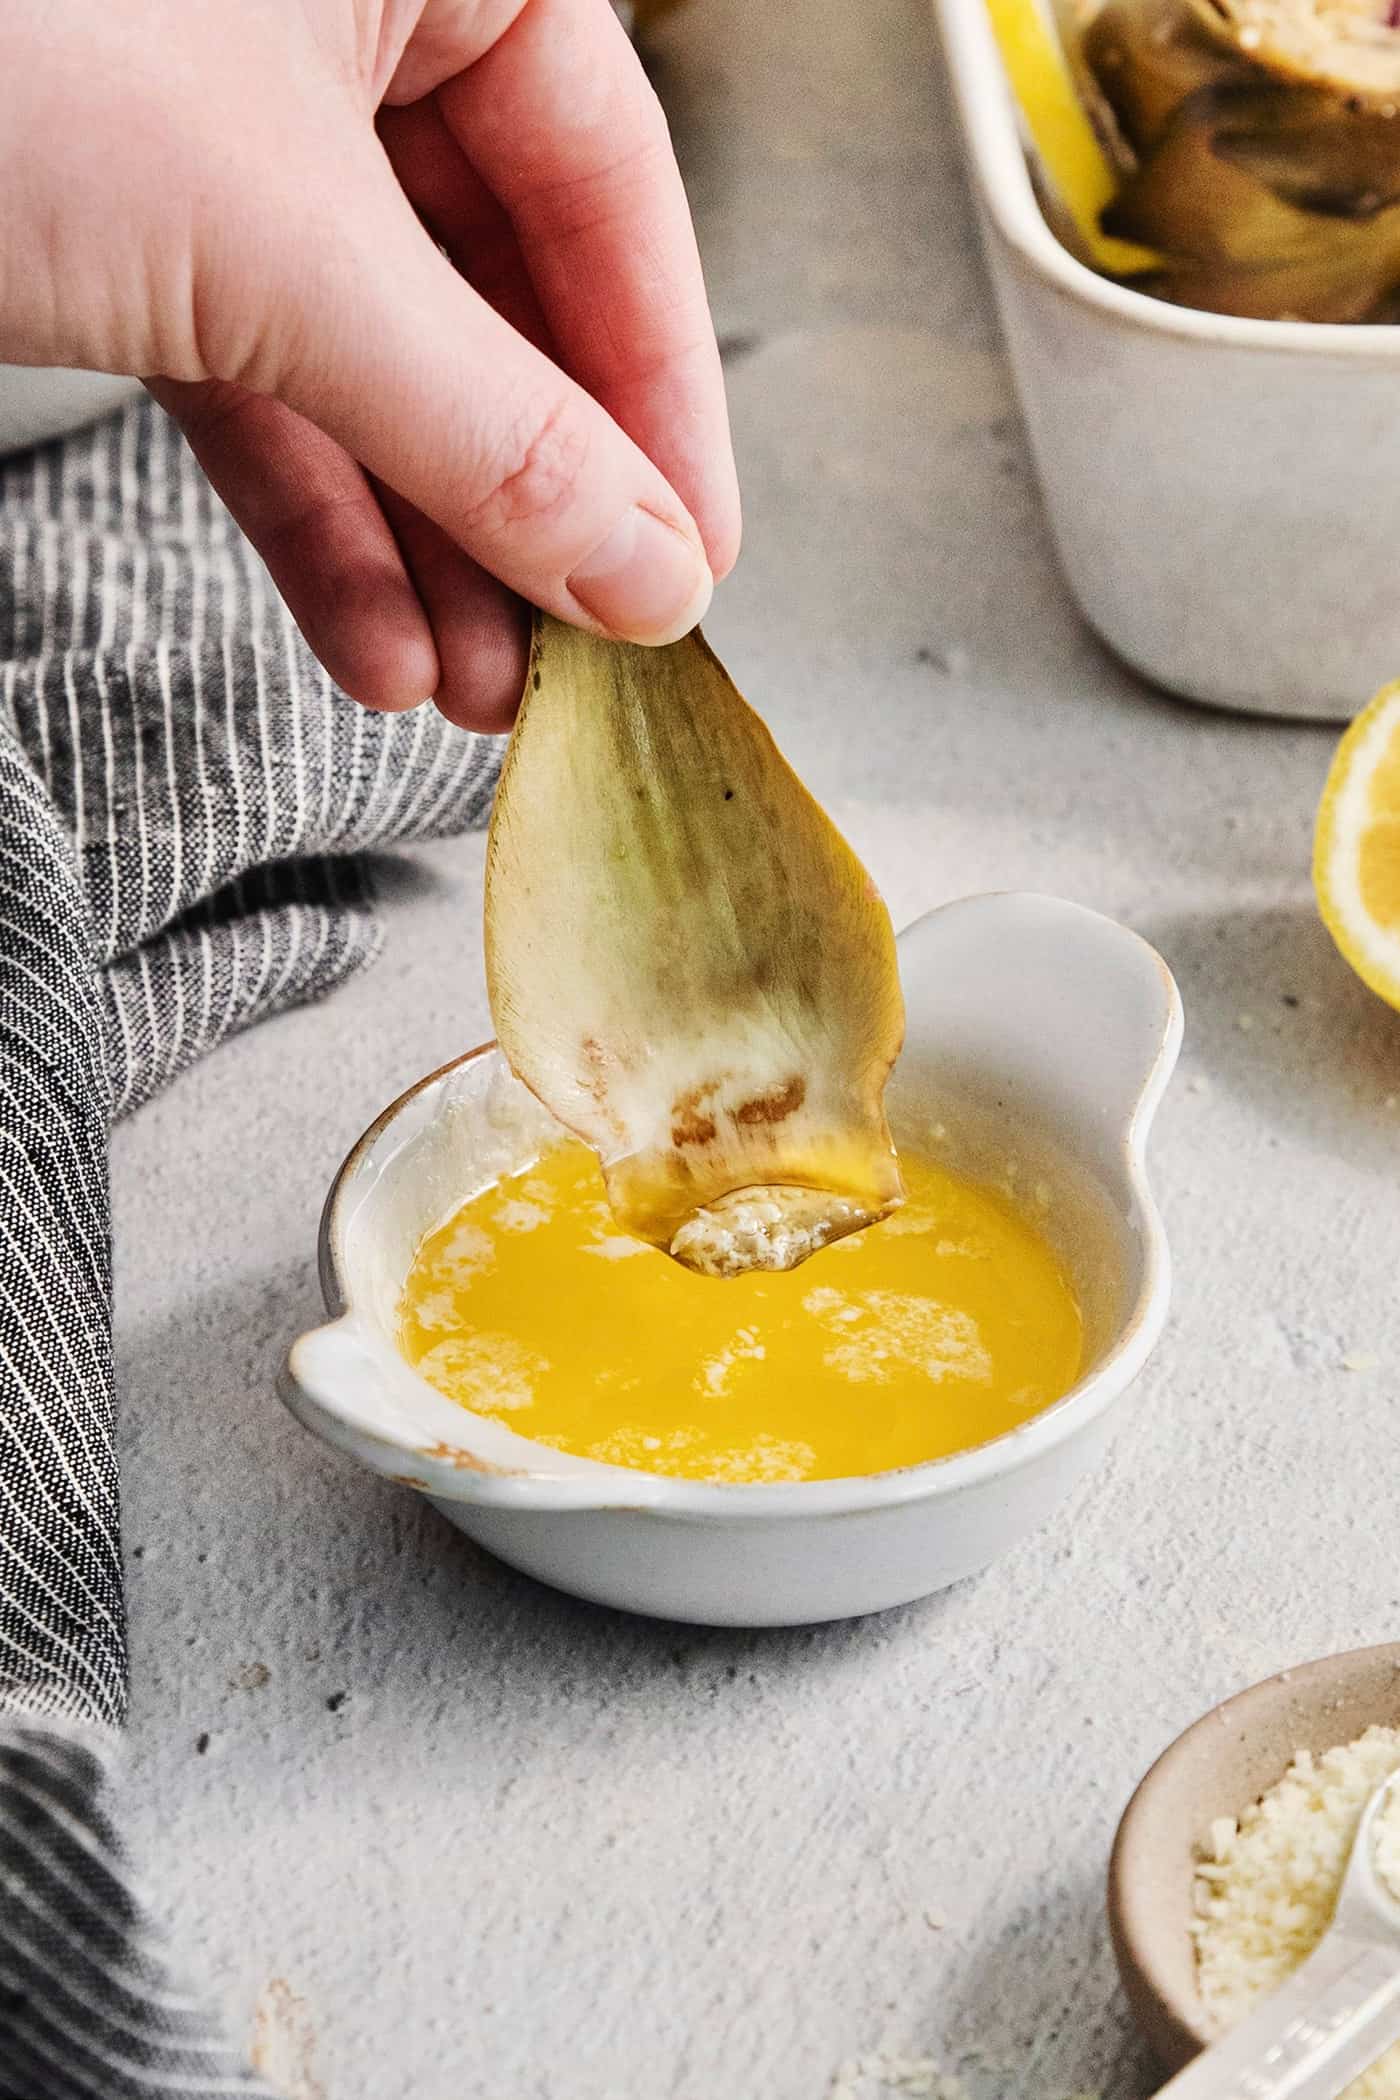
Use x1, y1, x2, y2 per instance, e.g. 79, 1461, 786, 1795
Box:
1108, 1641, 1400, 2070
308, 997, 1178, 1517
933, 0, 1400, 363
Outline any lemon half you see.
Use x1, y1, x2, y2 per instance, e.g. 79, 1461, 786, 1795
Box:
1314, 679, 1400, 1012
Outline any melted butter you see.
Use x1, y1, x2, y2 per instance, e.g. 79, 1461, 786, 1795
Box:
398, 1141, 1083, 1484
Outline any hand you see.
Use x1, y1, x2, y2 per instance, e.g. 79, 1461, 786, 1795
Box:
0, 0, 740, 728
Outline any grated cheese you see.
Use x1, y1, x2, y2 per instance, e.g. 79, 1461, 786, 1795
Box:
1193, 1724, 1400, 2098
825, 2056, 969, 2100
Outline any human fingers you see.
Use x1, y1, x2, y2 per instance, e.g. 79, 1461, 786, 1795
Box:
147, 378, 440, 713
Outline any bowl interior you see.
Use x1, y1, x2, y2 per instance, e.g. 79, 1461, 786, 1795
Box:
329, 1043, 1143, 1398
1109, 1644, 1400, 2072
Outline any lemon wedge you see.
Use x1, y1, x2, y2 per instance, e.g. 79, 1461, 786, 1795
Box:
1314, 678, 1400, 1011
984, 0, 1159, 276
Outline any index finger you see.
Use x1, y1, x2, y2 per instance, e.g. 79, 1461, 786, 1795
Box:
433, 0, 741, 579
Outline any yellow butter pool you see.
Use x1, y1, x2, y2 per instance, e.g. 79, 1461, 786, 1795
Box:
398, 1141, 1083, 1484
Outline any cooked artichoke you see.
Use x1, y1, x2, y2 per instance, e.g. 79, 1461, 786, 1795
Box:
485, 617, 905, 1277
1074, 0, 1400, 318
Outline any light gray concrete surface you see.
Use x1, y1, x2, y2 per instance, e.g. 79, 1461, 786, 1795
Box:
112, 2, 1400, 2095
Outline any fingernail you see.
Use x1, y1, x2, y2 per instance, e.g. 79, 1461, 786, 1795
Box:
568, 507, 713, 643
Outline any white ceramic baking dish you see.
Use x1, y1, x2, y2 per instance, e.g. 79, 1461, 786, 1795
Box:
281, 894, 1182, 1628
933, 0, 1400, 721
0, 369, 142, 458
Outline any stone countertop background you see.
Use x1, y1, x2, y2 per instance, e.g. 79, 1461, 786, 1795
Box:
113, 0, 1399, 2094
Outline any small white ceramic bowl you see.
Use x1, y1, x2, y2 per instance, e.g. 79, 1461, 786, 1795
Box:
933, 0, 1400, 721
0, 368, 142, 457
281, 894, 1182, 1627
1109, 1644, 1400, 2073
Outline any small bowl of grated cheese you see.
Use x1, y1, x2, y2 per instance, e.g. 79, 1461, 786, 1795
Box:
1108, 1643, 1400, 2082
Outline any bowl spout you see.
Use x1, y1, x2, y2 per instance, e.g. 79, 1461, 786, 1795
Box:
894, 894, 1183, 1180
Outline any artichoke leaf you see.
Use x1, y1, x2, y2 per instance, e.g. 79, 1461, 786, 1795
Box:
1077, 0, 1400, 318
1103, 83, 1400, 316
484, 616, 905, 1277
1208, 88, 1400, 216
1080, 0, 1258, 155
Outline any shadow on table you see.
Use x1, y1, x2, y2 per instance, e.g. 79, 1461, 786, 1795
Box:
119, 1259, 977, 1761
354, 848, 458, 909
1139, 899, 1400, 1162
929, 1866, 1164, 2100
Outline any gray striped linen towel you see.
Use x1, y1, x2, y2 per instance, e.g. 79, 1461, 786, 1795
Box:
0, 394, 503, 2097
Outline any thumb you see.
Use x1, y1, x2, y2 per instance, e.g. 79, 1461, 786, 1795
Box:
254, 156, 714, 647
